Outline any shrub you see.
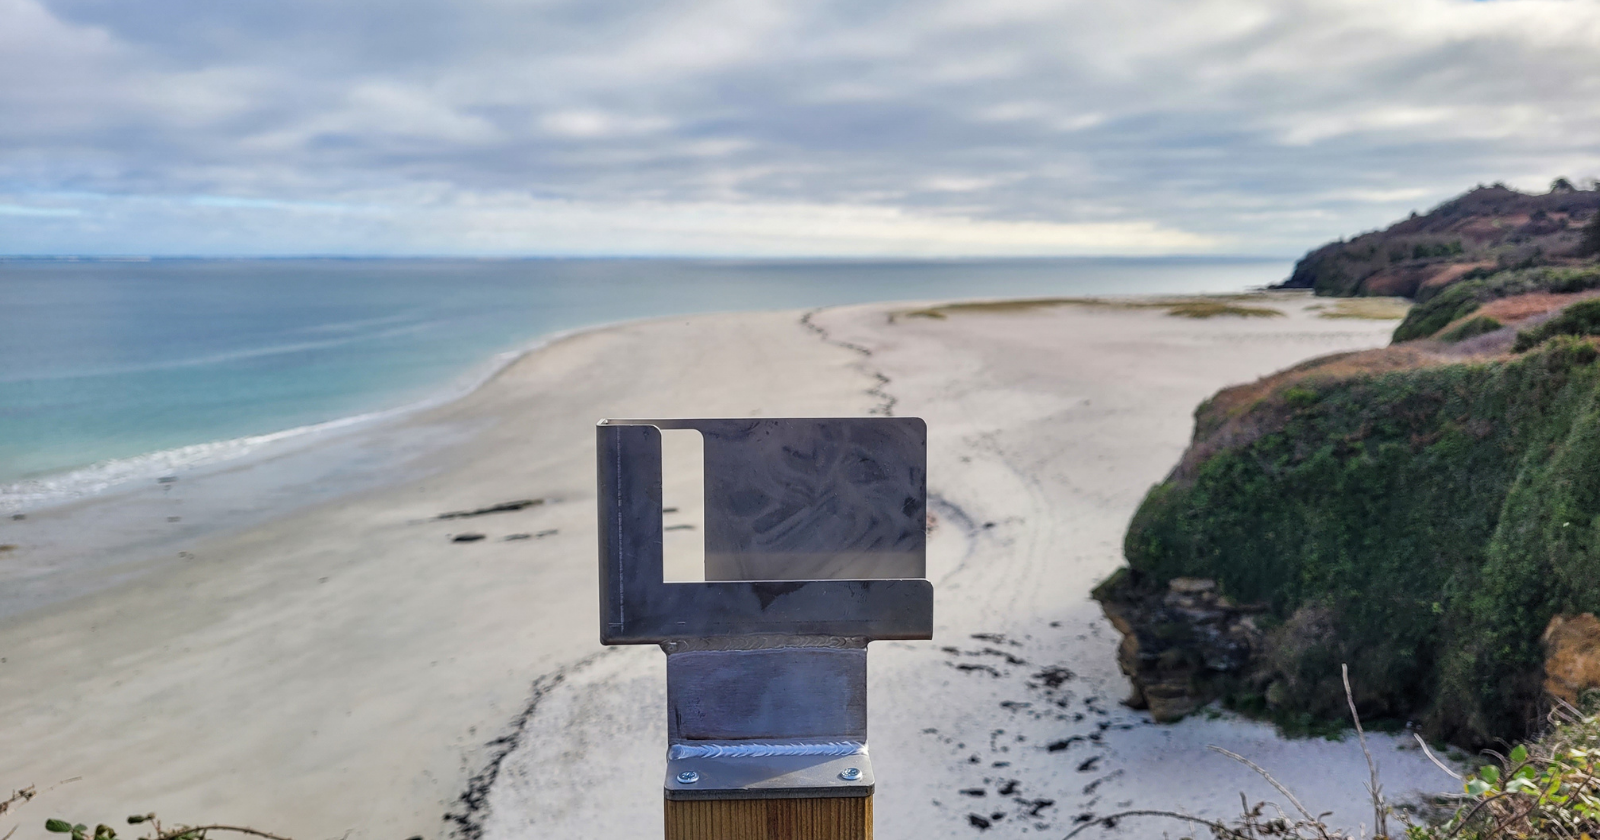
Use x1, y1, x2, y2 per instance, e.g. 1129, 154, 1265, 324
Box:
1393, 280, 1494, 341
1439, 315, 1503, 343
1514, 299, 1600, 352
1409, 708, 1600, 840
1393, 266, 1600, 342
1580, 212, 1600, 258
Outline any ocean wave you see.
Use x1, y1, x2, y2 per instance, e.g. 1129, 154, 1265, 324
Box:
292, 312, 422, 336
0, 326, 583, 515
0, 320, 441, 385
0, 406, 398, 514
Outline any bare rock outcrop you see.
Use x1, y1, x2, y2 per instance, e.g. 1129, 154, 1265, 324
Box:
1092, 569, 1265, 722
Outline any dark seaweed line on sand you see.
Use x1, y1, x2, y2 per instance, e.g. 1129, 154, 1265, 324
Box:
443, 650, 611, 840
799, 309, 897, 417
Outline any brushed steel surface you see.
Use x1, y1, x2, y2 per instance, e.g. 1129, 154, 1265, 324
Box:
594, 417, 931, 798
666, 647, 866, 742
596, 418, 933, 645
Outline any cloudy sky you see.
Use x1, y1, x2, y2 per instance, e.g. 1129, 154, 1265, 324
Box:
2, 0, 1597, 257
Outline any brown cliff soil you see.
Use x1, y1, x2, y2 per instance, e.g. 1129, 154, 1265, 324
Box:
1479, 291, 1600, 324
1419, 261, 1498, 294
1544, 613, 1600, 711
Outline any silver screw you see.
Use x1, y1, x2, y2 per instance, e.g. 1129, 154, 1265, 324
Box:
839, 767, 862, 782
677, 770, 700, 784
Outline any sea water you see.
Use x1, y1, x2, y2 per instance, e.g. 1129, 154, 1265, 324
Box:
0, 257, 1289, 510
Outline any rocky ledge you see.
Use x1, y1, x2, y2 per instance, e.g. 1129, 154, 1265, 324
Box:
1096, 565, 1600, 732
1091, 569, 1265, 722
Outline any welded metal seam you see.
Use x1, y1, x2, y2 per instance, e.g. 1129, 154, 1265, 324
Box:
666, 740, 868, 760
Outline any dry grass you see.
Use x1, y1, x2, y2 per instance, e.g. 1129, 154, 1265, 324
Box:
1477, 290, 1600, 324
895, 297, 1097, 320
1311, 297, 1413, 321
1165, 301, 1284, 319
894, 295, 1290, 322
1418, 261, 1498, 294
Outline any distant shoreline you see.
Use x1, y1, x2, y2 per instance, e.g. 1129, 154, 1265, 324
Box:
0, 322, 591, 516
0, 253, 1297, 263
1, 288, 1313, 515
0, 258, 1291, 511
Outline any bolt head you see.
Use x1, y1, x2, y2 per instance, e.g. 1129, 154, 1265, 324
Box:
839, 767, 862, 782
676, 770, 700, 784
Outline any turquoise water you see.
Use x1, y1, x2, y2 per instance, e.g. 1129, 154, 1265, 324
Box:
0, 256, 1288, 492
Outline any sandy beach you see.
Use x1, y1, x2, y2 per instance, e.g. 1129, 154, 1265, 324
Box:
1, 293, 1459, 840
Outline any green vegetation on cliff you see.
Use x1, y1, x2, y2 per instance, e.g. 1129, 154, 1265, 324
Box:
1391, 265, 1600, 342
1123, 338, 1600, 745
1514, 299, 1600, 351
1583, 208, 1600, 258
1438, 314, 1503, 343
1280, 184, 1600, 298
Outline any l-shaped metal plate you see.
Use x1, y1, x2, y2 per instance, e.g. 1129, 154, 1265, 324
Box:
597, 417, 933, 644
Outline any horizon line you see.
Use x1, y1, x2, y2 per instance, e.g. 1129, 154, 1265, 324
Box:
0, 252, 1298, 263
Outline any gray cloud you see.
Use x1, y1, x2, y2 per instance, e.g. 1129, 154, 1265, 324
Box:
2, 0, 1598, 255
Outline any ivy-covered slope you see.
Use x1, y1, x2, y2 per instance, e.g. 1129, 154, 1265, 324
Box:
1120, 337, 1600, 746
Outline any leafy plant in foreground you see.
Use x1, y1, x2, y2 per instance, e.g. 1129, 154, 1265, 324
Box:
39, 815, 289, 840
1411, 706, 1600, 840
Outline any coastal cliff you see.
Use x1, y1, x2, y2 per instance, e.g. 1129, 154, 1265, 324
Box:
1278, 182, 1600, 298
1101, 185, 1600, 747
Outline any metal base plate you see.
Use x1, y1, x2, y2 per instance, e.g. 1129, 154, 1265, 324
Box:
664, 753, 875, 801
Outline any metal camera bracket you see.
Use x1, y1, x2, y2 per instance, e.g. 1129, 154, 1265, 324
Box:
596, 417, 933, 800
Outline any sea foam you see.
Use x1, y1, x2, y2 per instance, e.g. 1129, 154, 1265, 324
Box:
0, 331, 571, 515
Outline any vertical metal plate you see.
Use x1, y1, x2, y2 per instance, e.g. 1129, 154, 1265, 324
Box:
596, 418, 933, 645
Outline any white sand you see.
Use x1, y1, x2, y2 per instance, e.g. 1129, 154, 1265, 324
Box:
0, 294, 1460, 840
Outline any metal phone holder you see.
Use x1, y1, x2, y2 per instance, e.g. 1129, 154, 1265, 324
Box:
597, 417, 934, 800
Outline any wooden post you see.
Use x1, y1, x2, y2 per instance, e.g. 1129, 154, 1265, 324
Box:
665, 796, 871, 840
